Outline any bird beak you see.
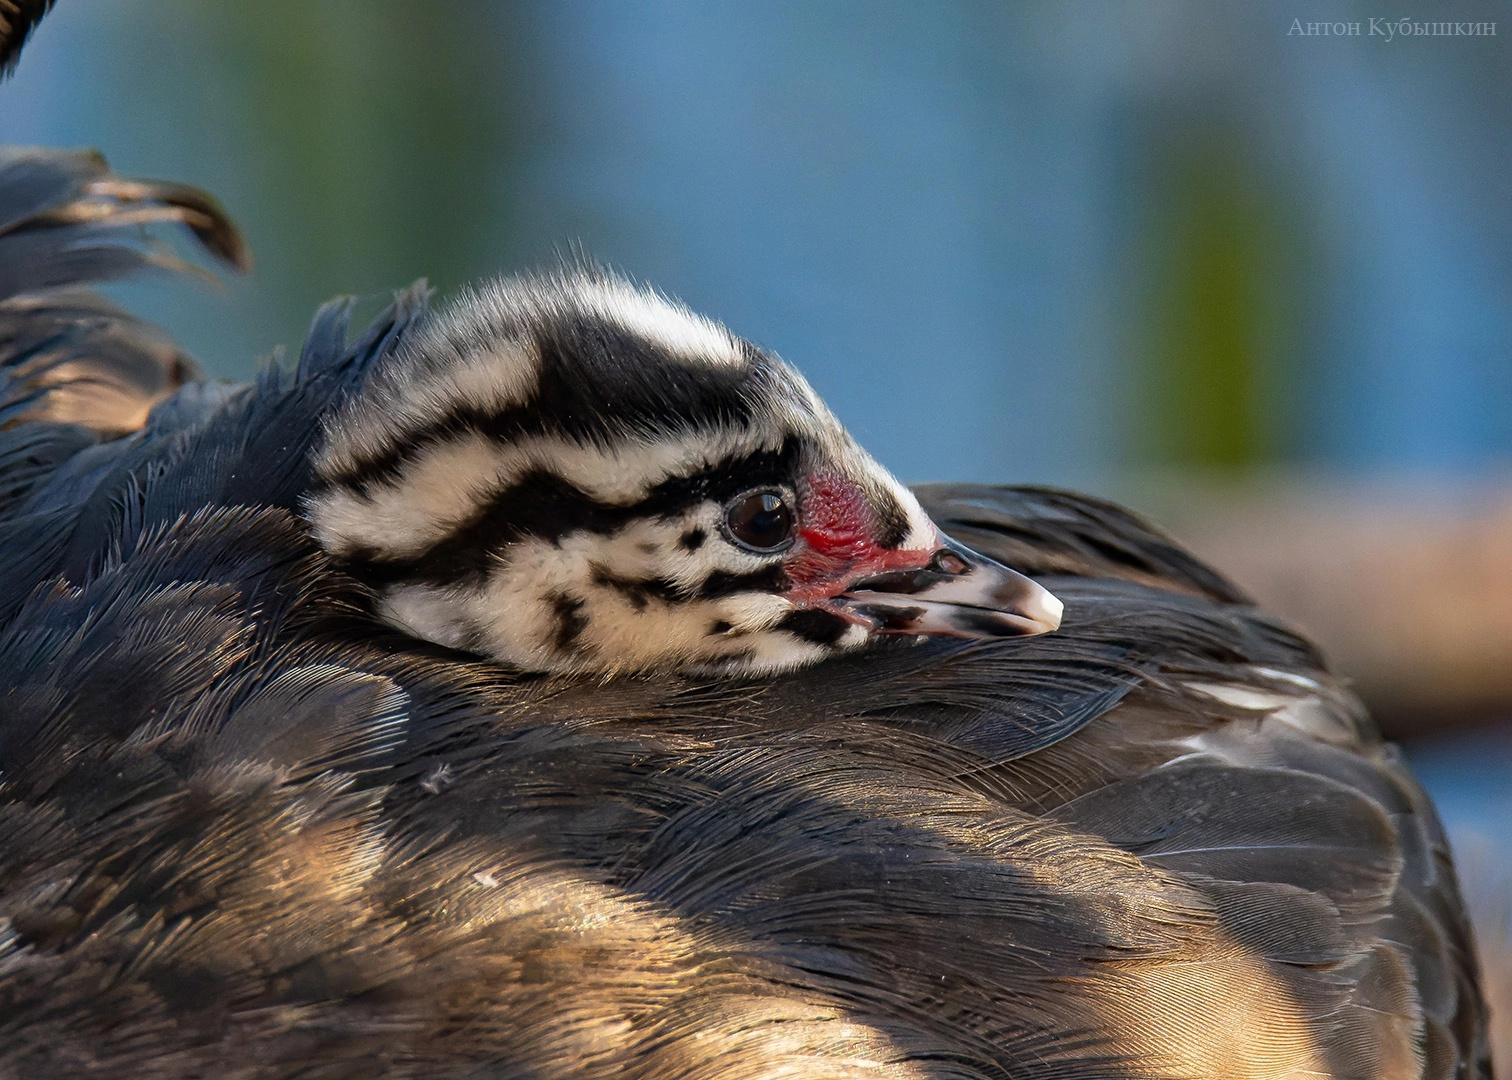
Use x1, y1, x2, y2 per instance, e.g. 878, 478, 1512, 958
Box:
828, 536, 1063, 640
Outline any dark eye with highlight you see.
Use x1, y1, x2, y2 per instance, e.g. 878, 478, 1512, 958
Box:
724, 489, 795, 554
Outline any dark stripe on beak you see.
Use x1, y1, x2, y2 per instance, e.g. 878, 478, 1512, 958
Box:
833, 536, 1062, 640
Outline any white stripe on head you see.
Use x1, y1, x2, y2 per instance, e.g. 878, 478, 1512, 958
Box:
538, 273, 746, 370
316, 334, 541, 480
308, 430, 499, 558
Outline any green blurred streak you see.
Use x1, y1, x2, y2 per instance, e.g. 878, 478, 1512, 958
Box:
165, 0, 525, 356
1133, 125, 1295, 470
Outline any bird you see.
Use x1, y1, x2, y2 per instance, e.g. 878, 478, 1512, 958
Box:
304, 270, 1062, 676
0, 17, 1493, 1080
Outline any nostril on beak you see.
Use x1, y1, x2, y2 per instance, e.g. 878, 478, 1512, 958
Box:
930, 549, 970, 576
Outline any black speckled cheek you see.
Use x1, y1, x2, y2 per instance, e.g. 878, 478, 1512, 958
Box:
589, 566, 685, 611
697, 566, 789, 599
547, 592, 587, 650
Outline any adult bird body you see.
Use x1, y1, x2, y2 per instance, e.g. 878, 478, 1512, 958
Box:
0, 14, 1493, 1077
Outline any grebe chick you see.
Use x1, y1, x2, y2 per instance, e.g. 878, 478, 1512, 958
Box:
306, 272, 1062, 676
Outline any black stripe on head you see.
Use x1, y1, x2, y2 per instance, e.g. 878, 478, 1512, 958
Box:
589, 566, 686, 610
316, 401, 525, 498
317, 312, 783, 497
532, 320, 760, 441
870, 485, 912, 550
641, 435, 803, 509
385, 469, 641, 585
339, 437, 809, 589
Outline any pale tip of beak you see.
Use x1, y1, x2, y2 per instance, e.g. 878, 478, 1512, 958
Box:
1023, 582, 1064, 632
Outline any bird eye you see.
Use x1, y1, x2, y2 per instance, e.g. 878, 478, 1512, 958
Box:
723, 489, 795, 554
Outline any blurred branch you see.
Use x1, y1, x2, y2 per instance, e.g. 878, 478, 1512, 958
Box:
1140, 472, 1512, 739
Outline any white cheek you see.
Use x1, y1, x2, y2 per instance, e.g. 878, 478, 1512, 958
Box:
836, 624, 869, 649
453, 530, 729, 671
388, 509, 857, 674
379, 584, 475, 650
719, 592, 792, 633
724, 635, 830, 675
578, 597, 712, 670
587, 518, 687, 579
457, 540, 585, 668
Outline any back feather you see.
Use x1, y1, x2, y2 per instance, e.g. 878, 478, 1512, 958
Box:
0, 146, 246, 482
0, 0, 52, 75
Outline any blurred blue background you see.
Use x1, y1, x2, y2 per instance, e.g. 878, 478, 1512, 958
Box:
4, 1, 1512, 984
4, 0, 1509, 492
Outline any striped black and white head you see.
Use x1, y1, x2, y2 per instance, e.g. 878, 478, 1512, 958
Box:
306, 271, 1061, 676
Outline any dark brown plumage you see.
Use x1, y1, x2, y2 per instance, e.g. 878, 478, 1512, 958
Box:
0, 0, 53, 75
0, 143, 1491, 1079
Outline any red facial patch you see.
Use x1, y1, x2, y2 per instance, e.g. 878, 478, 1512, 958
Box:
783, 468, 937, 603
796, 469, 874, 559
